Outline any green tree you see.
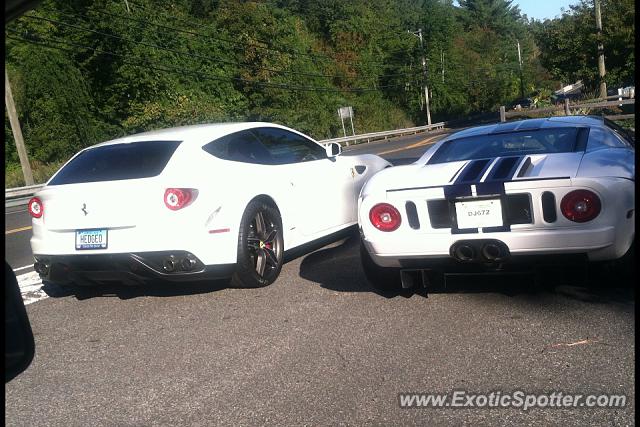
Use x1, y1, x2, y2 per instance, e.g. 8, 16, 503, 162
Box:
533, 0, 635, 91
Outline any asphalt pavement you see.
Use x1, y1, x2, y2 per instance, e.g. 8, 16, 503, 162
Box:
5, 130, 635, 426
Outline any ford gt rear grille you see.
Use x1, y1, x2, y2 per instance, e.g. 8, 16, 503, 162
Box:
427, 193, 533, 230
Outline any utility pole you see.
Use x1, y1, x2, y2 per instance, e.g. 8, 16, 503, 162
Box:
595, 0, 607, 99
5, 69, 34, 186
441, 49, 445, 83
409, 29, 432, 125
517, 40, 525, 99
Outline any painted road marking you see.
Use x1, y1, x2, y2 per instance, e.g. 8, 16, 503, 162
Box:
13, 264, 33, 272
17, 271, 49, 305
377, 134, 445, 156
6, 225, 32, 235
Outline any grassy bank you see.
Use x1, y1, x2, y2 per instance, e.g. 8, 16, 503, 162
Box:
5, 160, 67, 188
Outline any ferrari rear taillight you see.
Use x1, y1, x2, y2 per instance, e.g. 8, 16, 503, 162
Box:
369, 203, 402, 231
164, 188, 195, 210
28, 197, 43, 218
560, 190, 601, 223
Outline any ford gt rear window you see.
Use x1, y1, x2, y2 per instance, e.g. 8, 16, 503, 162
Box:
48, 140, 182, 185
428, 128, 582, 164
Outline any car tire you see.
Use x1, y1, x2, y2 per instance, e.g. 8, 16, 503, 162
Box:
359, 239, 401, 291
230, 200, 284, 288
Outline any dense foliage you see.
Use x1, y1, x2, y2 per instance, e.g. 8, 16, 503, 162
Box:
532, 0, 635, 91
4, 0, 635, 182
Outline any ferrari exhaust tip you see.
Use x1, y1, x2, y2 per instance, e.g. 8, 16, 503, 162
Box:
162, 255, 177, 272
180, 254, 197, 271
34, 261, 49, 275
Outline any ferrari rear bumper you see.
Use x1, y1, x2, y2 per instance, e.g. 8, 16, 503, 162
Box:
33, 251, 235, 286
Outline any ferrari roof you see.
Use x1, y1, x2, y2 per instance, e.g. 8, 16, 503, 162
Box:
90, 122, 290, 148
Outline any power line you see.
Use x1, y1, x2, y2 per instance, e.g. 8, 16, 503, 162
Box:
19, 15, 404, 81
126, 0, 416, 63
19, 13, 420, 81
124, 0, 339, 62
36, 5, 394, 69
6, 31, 408, 93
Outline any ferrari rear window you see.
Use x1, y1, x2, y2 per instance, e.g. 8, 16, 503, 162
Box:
48, 140, 182, 185
428, 128, 581, 164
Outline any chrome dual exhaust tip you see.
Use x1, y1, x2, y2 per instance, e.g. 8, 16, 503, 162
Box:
450, 240, 510, 263
481, 243, 507, 262
453, 245, 476, 262
162, 253, 198, 273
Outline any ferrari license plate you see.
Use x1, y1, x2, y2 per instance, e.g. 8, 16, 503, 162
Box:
455, 199, 503, 229
75, 229, 108, 250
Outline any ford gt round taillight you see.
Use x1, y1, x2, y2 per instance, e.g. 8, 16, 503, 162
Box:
28, 197, 43, 218
369, 203, 401, 231
164, 188, 194, 211
560, 190, 601, 223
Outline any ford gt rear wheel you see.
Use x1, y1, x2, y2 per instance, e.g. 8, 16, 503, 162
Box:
359, 240, 401, 291
231, 200, 284, 288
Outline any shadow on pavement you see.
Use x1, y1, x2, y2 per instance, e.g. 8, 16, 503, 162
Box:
299, 236, 635, 304
297, 235, 421, 299
298, 235, 374, 293
438, 274, 634, 305
42, 278, 230, 301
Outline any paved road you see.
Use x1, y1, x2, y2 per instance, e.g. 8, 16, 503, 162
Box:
5, 130, 635, 425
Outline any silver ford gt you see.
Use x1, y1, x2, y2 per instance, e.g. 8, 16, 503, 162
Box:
358, 116, 635, 290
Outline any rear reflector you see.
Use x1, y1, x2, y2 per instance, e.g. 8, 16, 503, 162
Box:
208, 228, 230, 234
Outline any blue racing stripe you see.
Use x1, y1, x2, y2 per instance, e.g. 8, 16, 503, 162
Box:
484, 156, 524, 181
476, 181, 505, 196
443, 184, 472, 199
454, 158, 494, 184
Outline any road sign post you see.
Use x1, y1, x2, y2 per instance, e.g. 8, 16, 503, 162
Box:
338, 106, 355, 146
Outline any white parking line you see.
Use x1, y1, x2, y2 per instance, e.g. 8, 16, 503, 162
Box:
17, 271, 48, 305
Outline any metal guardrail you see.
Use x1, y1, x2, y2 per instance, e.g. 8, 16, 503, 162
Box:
5, 183, 44, 202
320, 122, 445, 147
5, 123, 447, 207
5, 196, 36, 209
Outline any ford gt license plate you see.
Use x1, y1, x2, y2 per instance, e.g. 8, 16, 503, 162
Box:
455, 199, 503, 229
75, 229, 108, 250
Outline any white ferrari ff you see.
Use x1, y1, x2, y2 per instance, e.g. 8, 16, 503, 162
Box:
359, 116, 635, 290
29, 122, 390, 288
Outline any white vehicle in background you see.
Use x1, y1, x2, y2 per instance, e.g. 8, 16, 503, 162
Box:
29, 122, 390, 288
359, 116, 635, 291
